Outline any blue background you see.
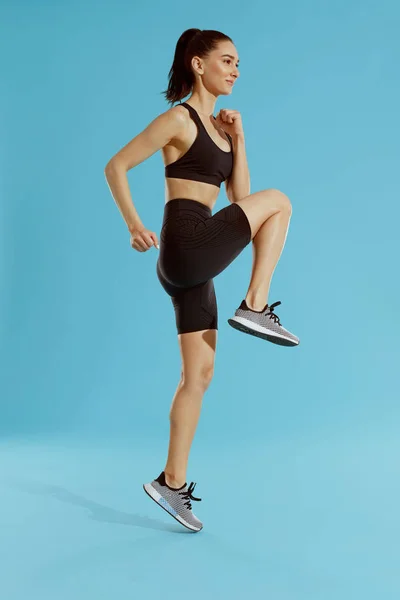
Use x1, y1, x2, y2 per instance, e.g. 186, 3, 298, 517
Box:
1, 0, 400, 598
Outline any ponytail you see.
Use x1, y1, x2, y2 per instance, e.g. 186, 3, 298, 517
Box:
161, 28, 232, 105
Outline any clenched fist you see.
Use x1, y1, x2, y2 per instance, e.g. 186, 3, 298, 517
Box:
130, 226, 159, 252
215, 108, 244, 138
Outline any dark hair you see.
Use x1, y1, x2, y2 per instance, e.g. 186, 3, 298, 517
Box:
162, 28, 232, 106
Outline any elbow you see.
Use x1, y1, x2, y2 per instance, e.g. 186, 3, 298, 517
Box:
104, 159, 115, 174
104, 158, 123, 175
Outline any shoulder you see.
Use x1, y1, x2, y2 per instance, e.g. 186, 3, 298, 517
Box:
158, 104, 190, 143
151, 104, 189, 129
166, 103, 190, 126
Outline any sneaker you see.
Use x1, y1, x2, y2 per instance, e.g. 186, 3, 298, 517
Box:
228, 299, 299, 346
143, 471, 203, 532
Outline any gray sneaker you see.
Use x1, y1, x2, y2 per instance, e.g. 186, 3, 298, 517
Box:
228, 299, 299, 347
143, 471, 203, 532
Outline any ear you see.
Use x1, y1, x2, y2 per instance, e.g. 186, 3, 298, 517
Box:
191, 56, 204, 75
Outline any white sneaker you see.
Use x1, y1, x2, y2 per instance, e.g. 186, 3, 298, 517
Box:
228, 299, 300, 347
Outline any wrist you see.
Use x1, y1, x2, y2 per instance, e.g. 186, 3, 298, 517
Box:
128, 221, 143, 233
231, 133, 245, 147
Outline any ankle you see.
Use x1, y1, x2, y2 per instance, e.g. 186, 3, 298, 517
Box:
245, 294, 268, 312
164, 471, 186, 489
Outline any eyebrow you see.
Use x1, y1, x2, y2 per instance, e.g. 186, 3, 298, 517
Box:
221, 54, 240, 64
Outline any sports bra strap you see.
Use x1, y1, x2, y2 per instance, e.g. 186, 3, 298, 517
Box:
180, 102, 203, 124
180, 102, 231, 144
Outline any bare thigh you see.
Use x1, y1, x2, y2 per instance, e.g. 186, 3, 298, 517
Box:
235, 189, 292, 239
178, 329, 217, 387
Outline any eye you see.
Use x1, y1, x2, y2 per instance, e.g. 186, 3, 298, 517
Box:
224, 59, 239, 67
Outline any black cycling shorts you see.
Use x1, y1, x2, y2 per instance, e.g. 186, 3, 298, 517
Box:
156, 198, 252, 334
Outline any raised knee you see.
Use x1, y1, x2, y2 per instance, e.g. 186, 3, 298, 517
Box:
266, 188, 292, 215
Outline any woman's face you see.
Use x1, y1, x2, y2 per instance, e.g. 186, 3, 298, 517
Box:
193, 41, 240, 96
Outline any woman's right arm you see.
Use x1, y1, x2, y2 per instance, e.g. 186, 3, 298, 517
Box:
104, 106, 186, 235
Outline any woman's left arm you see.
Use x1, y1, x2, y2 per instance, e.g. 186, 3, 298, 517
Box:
225, 133, 250, 203
215, 109, 250, 203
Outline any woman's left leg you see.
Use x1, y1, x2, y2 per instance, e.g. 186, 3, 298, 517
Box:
164, 327, 217, 489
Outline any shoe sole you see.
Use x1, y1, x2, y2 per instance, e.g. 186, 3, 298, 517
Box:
143, 483, 203, 533
228, 316, 299, 347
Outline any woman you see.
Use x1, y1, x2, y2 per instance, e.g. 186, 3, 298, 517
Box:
105, 28, 299, 533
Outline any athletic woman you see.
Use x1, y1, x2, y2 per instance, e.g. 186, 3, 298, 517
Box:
105, 28, 299, 533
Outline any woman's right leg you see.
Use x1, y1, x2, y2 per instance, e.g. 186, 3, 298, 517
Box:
232, 189, 292, 310
164, 328, 217, 489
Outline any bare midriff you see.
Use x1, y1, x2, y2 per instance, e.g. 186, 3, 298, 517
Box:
164, 177, 220, 211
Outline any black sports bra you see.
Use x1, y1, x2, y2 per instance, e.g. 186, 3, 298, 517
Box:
165, 102, 233, 188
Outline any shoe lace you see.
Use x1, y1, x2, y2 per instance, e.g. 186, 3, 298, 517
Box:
264, 301, 282, 326
179, 482, 202, 510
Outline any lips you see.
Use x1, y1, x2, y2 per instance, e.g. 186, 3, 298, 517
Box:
226, 80, 234, 85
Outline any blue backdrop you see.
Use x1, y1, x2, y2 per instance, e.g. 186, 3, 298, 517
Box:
2, 1, 400, 598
